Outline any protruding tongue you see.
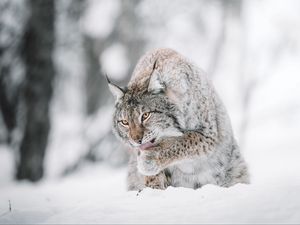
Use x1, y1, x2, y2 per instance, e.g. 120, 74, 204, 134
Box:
139, 141, 155, 150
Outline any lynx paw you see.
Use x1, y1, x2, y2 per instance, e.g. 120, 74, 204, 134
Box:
144, 172, 169, 190
137, 150, 162, 176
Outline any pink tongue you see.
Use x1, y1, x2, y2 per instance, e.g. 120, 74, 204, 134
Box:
140, 142, 155, 150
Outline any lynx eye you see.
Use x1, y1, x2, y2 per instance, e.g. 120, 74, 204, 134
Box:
141, 112, 151, 122
119, 119, 129, 127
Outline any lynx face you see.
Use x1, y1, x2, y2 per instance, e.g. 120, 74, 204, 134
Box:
110, 88, 183, 150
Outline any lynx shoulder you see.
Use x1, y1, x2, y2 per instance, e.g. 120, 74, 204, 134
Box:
108, 48, 249, 190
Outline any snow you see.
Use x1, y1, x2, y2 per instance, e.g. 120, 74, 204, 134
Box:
0, 146, 14, 186
0, 161, 300, 224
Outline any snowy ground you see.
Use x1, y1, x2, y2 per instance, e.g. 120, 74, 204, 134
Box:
1, 147, 300, 224
0, 167, 300, 224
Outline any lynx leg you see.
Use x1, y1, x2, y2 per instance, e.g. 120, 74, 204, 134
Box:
144, 171, 170, 190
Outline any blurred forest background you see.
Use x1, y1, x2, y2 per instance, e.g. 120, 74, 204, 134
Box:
1, 0, 300, 183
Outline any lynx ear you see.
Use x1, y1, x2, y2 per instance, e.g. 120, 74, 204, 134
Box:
148, 60, 165, 94
148, 71, 165, 94
106, 76, 124, 102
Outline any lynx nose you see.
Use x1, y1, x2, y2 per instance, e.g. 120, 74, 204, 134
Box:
130, 126, 143, 145
133, 137, 142, 145
131, 135, 143, 145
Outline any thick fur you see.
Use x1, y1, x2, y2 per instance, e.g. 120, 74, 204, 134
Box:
110, 48, 249, 190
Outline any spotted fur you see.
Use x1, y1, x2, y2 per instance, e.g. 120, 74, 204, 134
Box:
109, 48, 249, 190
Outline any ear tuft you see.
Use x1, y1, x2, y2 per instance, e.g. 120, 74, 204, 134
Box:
106, 75, 124, 102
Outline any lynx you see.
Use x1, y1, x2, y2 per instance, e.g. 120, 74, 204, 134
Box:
108, 48, 249, 190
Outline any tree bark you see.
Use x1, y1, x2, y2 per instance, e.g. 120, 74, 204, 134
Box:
0, 0, 26, 143
16, 0, 55, 181
84, 35, 106, 115
0, 75, 16, 136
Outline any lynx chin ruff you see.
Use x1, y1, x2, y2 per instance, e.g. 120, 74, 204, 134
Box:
108, 48, 249, 190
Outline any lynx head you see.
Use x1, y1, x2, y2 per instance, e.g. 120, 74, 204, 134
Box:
107, 66, 183, 150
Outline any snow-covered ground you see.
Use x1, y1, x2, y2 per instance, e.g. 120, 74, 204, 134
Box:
0, 164, 299, 224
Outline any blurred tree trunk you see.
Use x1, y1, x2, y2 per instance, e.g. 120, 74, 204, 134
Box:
235, 0, 255, 148
0, 76, 17, 142
16, 0, 55, 181
0, 0, 27, 144
207, 1, 226, 77
208, 0, 243, 78
116, 0, 146, 82
84, 35, 104, 115
84, 0, 146, 116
